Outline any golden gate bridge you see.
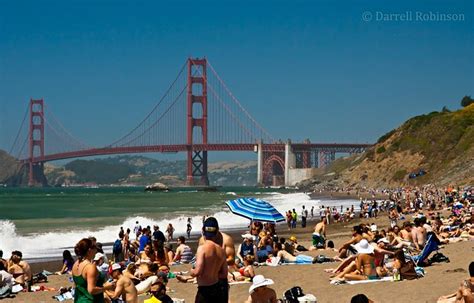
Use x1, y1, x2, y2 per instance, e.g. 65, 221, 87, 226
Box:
9, 58, 371, 186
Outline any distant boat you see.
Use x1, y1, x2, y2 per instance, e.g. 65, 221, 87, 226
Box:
176, 186, 221, 192
145, 182, 169, 191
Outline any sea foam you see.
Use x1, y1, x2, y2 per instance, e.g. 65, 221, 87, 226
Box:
0, 192, 358, 260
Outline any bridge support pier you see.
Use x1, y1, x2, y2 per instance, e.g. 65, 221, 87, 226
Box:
256, 141, 263, 186
27, 162, 47, 186
284, 140, 296, 187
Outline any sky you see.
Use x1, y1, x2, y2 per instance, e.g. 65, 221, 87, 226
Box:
0, 0, 473, 162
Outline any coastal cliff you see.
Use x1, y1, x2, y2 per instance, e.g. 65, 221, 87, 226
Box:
299, 104, 474, 189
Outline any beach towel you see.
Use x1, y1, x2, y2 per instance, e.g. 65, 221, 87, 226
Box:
11, 284, 23, 293
265, 257, 281, 267
337, 277, 393, 285
136, 276, 159, 294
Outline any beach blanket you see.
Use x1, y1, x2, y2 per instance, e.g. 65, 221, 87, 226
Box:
331, 277, 393, 285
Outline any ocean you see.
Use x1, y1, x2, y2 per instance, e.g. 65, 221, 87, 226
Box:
0, 187, 359, 260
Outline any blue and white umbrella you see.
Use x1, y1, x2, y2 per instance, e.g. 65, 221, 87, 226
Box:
225, 197, 285, 223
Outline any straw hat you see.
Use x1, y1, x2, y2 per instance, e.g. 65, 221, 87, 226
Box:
249, 275, 274, 293
354, 239, 374, 254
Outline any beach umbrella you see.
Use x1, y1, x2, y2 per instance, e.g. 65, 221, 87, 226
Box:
225, 197, 285, 223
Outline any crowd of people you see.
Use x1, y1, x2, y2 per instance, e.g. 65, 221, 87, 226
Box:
0, 185, 472, 302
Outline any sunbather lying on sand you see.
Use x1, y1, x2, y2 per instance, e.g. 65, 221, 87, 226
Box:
438, 261, 474, 303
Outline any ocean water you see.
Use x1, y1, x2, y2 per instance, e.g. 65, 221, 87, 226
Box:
0, 187, 359, 260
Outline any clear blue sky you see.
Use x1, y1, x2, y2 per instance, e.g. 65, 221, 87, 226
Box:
0, 0, 472, 161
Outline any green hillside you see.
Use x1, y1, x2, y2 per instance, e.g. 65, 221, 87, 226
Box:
0, 150, 19, 184
301, 104, 474, 189
46, 156, 257, 186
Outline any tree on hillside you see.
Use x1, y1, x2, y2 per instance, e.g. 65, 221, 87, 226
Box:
461, 95, 473, 107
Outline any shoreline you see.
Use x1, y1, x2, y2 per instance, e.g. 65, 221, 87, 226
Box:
17, 191, 363, 265
11, 209, 473, 303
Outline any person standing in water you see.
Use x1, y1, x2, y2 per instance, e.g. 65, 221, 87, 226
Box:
187, 218, 192, 239
166, 223, 175, 242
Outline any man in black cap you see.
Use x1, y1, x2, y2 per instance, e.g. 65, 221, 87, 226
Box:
191, 217, 228, 303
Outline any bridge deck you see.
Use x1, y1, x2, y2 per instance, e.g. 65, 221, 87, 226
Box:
21, 143, 372, 163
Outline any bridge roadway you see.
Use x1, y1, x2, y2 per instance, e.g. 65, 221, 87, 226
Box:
21, 143, 372, 164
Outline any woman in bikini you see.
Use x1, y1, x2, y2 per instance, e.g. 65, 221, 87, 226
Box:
230, 255, 256, 282
332, 240, 378, 282
72, 238, 114, 303
137, 244, 155, 277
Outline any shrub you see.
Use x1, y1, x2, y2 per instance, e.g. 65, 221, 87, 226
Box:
376, 146, 386, 154
377, 129, 396, 144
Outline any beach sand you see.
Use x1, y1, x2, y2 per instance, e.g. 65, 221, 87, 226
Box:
5, 214, 473, 303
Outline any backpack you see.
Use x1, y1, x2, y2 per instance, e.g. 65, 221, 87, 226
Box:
113, 239, 123, 255
284, 286, 304, 303
400, 261, 418, 280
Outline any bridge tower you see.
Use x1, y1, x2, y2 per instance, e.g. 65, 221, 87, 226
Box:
28, 98, 47, 186
186, 58, 209, 185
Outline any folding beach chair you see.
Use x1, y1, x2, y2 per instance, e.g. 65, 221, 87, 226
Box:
411, 233, 440, 267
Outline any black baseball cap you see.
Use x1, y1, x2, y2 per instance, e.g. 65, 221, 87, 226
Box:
203, 217, 219, 237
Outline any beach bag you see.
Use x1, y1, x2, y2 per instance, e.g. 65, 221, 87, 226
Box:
400, 261, 417, 280
32, 272, 48, 283
314, 255, 332, 264
113, 239, 123, 255
284, 286, 304, 303
429, 252, 450, 264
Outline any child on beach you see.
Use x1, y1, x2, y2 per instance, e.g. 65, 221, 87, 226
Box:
55, 250, 74, 275
166, 223, 175, 241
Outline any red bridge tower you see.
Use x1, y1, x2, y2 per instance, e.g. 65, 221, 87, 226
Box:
186, 58, 209, 185
28, 98, 47, 186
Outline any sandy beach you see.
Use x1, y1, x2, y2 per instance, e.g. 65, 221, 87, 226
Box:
4, 211, 473, 303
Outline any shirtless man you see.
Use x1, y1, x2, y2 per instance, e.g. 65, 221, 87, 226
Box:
109, 263, 138, 303
309, 218, 327, 250
412, 218, 427, 250
192, 217, 228, 303
337, 225, 364, 259
7, 251, 31, 287
400, 221, 416, 248
199, 230, 235, 266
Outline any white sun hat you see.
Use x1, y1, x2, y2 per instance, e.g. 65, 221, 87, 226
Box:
111, 263, 122, 271
241, 233, 256, 241
354, 239, 375, 254
249, 274, 274, 293
93, 252, 104, 261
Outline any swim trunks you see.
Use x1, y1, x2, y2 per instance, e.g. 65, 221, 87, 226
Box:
312, 233, 326, 248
